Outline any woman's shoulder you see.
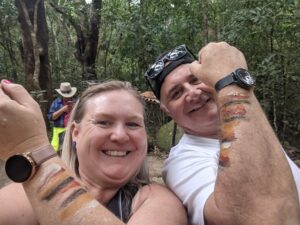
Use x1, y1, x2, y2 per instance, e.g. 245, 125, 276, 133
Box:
129, 183, 188, 225
140, 182, 170, 193
132, 182, 184, 211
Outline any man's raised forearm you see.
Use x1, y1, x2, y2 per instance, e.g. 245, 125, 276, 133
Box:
214, 87, 300, 225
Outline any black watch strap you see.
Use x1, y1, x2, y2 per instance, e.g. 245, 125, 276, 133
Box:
215, 73, 235, 92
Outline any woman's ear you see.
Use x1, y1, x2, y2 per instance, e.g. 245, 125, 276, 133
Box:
160, 103, 170, 117
71, 122, 79, 142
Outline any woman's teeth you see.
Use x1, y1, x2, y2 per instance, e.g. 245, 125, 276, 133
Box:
104, 150, 128, 157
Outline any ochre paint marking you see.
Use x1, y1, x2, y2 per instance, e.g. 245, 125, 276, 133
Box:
38, 170, 70, 200
219, 92, 251, 106
219, 148, 231, 167
218, 93, 251, 167
60, 188, 87, 208
221, 102, 247, 123
38, 164, 64, 191
59, 179, 82, 194
221, 120, 239, 142
221, 99, 250, 108
42, 177, 75, 201
60, 192, 94, 221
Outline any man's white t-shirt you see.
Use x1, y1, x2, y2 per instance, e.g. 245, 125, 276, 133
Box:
163, 133, 300, 225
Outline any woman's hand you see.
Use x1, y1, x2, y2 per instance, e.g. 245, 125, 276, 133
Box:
0, 80, 49, 160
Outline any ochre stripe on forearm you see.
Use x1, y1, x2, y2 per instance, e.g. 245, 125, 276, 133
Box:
60, 192, 97, 220
218, 93, 251, 167
36, 163, 99, 222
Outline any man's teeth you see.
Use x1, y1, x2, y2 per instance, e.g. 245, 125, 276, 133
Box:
191, 106, 201, 112
104, 150, 128, 157
191, 99, 210, 112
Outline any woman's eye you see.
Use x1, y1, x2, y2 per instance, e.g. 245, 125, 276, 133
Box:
96, 120, 112, 127
126, 122, 141, 129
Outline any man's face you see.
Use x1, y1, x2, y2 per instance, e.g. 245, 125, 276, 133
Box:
62, 97, 71, 102
160, 64, 219, 138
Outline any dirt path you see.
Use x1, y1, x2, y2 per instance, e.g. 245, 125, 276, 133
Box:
0, 154, 165, 188
148, 153, 165, 184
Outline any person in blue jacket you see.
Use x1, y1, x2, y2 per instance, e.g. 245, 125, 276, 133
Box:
48, 82, 77, 153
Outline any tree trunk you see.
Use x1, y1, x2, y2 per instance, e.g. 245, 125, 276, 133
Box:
50, 0, 102, 82
14, 0, 51, 92
14, 0, 51, 128
201, 0, 209, 46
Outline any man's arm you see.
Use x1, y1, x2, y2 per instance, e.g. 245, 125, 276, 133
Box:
190, 42, 300, 225
51, 105, 68, 120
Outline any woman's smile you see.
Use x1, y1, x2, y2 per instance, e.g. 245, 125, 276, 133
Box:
103, 150, 130, 157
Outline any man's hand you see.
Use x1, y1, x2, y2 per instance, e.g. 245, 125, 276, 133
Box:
0, 80, 49, 160
66, 103, 74, 112
190, 42, 248, 88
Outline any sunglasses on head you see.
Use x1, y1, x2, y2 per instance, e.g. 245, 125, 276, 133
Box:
145, 45, 196, 79
144, 44, 196, 98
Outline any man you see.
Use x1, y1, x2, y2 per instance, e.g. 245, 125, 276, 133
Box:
145, 42, 300, 225
48, 82, 77, 152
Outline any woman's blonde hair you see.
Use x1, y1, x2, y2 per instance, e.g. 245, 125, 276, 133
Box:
61, 80, 150, 189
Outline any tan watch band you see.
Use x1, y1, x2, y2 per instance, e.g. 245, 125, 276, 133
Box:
23, 145, 57, 181
28, 145, 57, 165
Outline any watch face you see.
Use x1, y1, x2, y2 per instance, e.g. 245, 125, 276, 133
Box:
5, 155, 33, 183
236, 69, 255, 87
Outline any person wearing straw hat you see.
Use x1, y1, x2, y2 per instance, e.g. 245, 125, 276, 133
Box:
48, 82, 77, 153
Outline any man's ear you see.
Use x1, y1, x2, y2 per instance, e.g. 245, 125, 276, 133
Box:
160, 103, 170, 116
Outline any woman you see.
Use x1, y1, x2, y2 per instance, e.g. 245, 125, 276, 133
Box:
0, 80, 187, 225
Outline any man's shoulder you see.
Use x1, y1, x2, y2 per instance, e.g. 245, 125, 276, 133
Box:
51, 97, 63, 105
167, 134, 220, 159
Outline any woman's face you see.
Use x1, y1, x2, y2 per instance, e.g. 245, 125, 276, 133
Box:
72, 90, 147, 188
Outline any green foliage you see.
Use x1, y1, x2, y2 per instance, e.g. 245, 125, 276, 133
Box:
0, 1, 22, 82
156, 120, 183, 152
0, 0, 299, 147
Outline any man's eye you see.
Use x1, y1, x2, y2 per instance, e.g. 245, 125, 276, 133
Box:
171, 89, 182, 100
191, 77, 201, 84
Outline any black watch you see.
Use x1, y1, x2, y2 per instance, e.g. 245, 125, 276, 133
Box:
215, 68, 255, 92
5, 145, 56, 183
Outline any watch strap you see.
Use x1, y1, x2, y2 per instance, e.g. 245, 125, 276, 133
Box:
30, 145, 56, 166
215, 73, 235, 92
5, 145, 57, 183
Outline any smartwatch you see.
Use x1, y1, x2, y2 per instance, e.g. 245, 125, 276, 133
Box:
5, 145, 57, 183
215, 68, 256, 92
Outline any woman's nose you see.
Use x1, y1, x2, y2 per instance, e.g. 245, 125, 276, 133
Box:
110, 125, 130, 143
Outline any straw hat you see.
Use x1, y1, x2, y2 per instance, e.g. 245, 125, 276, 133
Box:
55, 82, 77, 98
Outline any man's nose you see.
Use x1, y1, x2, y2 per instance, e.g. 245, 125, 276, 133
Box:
185, 86, 201, 102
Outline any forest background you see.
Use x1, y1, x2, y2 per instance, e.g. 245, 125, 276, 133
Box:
0, 0, 299, 152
